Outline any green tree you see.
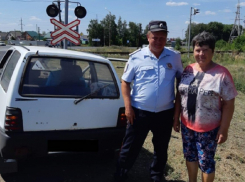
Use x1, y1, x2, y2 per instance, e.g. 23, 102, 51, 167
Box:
100, 13, 118, 46
185, 22, 233, 44
86, 19, 104, 46
128, 22, 141, 47
117, 17, 128, 46
206, 22, 224, 40
222, 24, 233, 41
175, 38, 182, 50
215, 39, 230, 50
231, 34, 245, 51
140, 25, 149, 45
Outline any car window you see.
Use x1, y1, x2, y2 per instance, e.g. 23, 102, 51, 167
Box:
0, 51, 21, 92
20, 57, 119, 98
0, 50, 14, 75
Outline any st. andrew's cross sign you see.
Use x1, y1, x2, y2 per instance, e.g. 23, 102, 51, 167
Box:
50, 18, 80, 45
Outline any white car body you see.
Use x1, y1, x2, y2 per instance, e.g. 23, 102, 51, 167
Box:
0, 41, 6, 46
0, 46, 126, 159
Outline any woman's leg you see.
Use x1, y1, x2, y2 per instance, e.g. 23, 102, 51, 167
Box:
197, 127, 219, 182
181, 124, 199, 182
202, 172, 215, 182
186, 161, 199, 182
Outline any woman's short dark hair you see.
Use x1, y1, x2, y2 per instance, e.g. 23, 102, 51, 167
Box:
192, 31, 215, 52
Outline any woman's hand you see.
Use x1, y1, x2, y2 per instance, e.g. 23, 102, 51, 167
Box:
216, 129, 228, 144
173, 119, 180, 132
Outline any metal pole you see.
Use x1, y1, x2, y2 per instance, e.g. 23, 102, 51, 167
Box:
188, 7, 192, 58
104, 27, 105, 46
109, 12, 111, 46
64, 0, 68, 49
105, 8, 111, 46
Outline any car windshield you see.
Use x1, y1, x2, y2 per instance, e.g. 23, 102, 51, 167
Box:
20, 57, 119, 98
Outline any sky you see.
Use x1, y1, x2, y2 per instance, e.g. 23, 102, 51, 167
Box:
0, 0, 245, 39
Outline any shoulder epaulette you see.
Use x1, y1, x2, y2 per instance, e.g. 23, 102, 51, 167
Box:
129, 48, 141, 56
165, 47, 181, 54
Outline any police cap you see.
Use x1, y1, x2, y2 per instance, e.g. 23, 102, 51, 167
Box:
148, 20, 168, 32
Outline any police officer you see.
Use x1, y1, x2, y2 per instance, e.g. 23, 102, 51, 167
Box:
114, 20, 183, 182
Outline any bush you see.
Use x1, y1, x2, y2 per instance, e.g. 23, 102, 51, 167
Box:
175, 38, 182, 51
215, 40, 231, 50
231, 34, 245, 51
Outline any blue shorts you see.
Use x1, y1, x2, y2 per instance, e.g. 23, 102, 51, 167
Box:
181, 124, 219, 174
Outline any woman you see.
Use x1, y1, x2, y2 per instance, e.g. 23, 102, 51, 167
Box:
173, 31, 238, 182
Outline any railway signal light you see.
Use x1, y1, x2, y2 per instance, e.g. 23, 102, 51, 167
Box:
46, 4, 60, 17
194, 9, 200, 15
74, 6, 87, 19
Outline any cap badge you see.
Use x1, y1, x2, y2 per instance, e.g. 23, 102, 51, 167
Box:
159, 23, 163, 28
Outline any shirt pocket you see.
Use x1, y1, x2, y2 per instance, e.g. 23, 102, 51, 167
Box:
163, 67, 176, 80
138, 66, 155, 80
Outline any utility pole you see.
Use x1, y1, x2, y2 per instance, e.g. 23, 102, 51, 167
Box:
243, 16, 245, 34
229, 0, 242, 43
105, 8, 111, 46
20, 18, 24, 32
104, 27, 105, 46
38, 27, 40, 41
64, 0, 68, 49
187, 7, 199, 58
109, 12, 111, 46
19, 18, 24, 40
187, 7, 192, 58
57, 0, 64, 48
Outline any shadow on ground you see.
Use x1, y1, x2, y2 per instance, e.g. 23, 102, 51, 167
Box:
1, 148, 185, 182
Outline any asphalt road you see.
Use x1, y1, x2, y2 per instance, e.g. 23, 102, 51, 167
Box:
1, 152, 121, 182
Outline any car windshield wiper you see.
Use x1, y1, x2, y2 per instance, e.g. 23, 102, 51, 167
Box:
74, 84, 110, 105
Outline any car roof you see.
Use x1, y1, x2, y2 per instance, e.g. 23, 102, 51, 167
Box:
10, 46, 109, 63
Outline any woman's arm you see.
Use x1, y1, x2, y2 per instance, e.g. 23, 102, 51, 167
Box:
216, 98, 235, 144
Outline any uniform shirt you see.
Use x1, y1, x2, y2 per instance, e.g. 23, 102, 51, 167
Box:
122, 46, 183, 112
179, 63, 238, 132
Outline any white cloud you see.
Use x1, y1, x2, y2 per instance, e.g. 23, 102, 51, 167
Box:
3, 22, 18, 26
240, 2, 245, 6
193, 3, 200, 6
220, 9, 231, 13
30, 16, 41, 21
26, 24, 33, 27
62, 7, 75, 11
166, 2, 188, 6
205, 11, 216, 15
185, 21, 199, 24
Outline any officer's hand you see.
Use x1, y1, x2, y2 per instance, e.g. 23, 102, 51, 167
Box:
125, 107, 135, 125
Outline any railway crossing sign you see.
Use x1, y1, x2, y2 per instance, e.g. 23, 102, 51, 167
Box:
50, 19, 81, 45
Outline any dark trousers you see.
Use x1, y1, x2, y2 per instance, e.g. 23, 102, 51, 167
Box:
116, 107, 174, 181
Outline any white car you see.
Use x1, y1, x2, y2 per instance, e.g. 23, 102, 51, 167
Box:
0, 46, 126, 164
0, 41, 6, 46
